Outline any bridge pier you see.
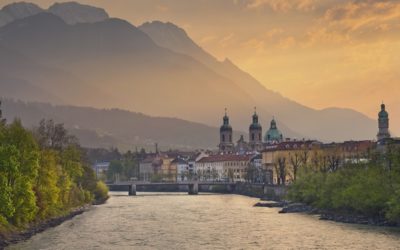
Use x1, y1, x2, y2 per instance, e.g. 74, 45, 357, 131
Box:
227, 184, 235, 193
128, 184, 137, 196
188, 182, 198, 195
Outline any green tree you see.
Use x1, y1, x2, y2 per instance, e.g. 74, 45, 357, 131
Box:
35, 150, 61, 219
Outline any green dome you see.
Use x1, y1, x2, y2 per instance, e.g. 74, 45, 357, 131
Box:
264, 118, 283, 143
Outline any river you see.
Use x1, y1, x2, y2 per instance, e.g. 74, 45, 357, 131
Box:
8, 192, 400, 250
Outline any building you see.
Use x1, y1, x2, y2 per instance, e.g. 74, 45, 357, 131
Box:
139, 156, 158, 181
187, 151, 208, 178
264, 118, 283, 144
218, 109, 234, 153
196, 154, 253, 182
172, 157, 190, 182
159, 155, 177, 182
377, 103, 391, 141
248, 109, 263, 151
249, 154, 272, 183
235, 135, 249, 154
93, 162, 110, 178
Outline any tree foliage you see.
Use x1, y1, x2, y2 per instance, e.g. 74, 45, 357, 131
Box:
288, 146, 400, 223
0, 117, 108, 230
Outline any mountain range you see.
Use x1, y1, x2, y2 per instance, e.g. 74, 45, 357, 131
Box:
2, 99, 236, 151
0, 1, 378, 149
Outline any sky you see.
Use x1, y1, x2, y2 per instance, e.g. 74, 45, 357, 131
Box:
2, 0, 399, 135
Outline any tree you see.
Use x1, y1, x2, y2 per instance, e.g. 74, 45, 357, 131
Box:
3, 120, 40, 226
289, 151, 302, 181
0, 100, 6, 125
36, 119, 77, 151
275, 155, 287, 185
107, 160, 124, 182
35, 150, 61, 219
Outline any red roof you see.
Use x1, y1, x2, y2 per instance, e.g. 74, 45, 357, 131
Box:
197, 154, 253, 163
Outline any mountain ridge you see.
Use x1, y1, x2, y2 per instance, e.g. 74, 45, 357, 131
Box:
2, 99, 245, 150
0, 2, 377, 143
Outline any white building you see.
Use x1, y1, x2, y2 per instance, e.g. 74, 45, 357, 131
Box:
173, 158, 190, 182
93, 162, 110, 178
196, 154, 253, 182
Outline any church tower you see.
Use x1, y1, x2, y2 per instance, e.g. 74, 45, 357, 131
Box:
219, 109, 234, 153
249, 107, 263, 151
377, 103, 390, 141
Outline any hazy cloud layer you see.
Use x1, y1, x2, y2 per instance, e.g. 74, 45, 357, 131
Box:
239, 0, 317, 12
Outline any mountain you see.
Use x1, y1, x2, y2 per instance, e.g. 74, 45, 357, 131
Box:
0, 2, 43, 27
48, 2, 109, 24
139, 21, 377, 142
2, 99, 241, 150
0, 12, 259, 133
0, 2, 109, 27
0, 2, 377, 143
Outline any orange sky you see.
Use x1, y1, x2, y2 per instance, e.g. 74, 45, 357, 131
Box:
2, 0, 399, 135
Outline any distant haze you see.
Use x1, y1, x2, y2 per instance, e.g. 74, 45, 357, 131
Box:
0, 1, 394, 147
1, 0, 397, 136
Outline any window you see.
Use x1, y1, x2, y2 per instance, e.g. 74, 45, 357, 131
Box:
251, 133, 255, 141
222, 134, 225, 142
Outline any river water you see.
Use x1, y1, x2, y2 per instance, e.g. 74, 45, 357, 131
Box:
9, 192, 400, 250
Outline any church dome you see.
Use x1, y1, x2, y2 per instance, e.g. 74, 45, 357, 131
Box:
379, 104, 388, 118
249, 109, 262, 130
220, 113, 232, 132
264, 118, 283, 143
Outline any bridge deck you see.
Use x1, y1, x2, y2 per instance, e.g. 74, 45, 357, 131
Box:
108, 182, 235, 186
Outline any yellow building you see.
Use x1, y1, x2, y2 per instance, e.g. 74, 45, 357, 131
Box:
262, 140, 375, 185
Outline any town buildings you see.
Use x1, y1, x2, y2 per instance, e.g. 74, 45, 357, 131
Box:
136, 103, 397, 185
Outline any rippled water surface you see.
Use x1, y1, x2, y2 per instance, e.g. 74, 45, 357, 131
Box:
9, 192, 400, 249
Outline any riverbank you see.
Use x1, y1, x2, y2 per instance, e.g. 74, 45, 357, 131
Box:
255, 201, 399, 227
0, 197, 108, 249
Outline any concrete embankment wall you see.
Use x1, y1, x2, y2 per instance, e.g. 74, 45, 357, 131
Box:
234, 183, 287, 200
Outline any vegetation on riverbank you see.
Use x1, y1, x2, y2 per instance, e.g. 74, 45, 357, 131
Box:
0, 104, 109, 239
287, 146, 400, 225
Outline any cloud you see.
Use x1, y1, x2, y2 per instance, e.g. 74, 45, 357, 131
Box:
219, 33, 236, 48
241, 0, 317, 12
155, 4, 169, 12
303, 0, 400, 45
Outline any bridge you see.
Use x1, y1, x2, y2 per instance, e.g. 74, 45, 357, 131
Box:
107, 181, 236, 195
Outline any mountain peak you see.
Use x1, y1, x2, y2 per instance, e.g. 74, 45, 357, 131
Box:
139, 21, 199, 52
0, 2, 43, 27
48, 1, 109, 24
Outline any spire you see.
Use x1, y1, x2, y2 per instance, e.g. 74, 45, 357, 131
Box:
223, 108, 229, 125
270, 117, 277, 129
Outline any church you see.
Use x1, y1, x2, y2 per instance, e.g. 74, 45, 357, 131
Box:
376, 103, 400, 149
218, 108, 284, 153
